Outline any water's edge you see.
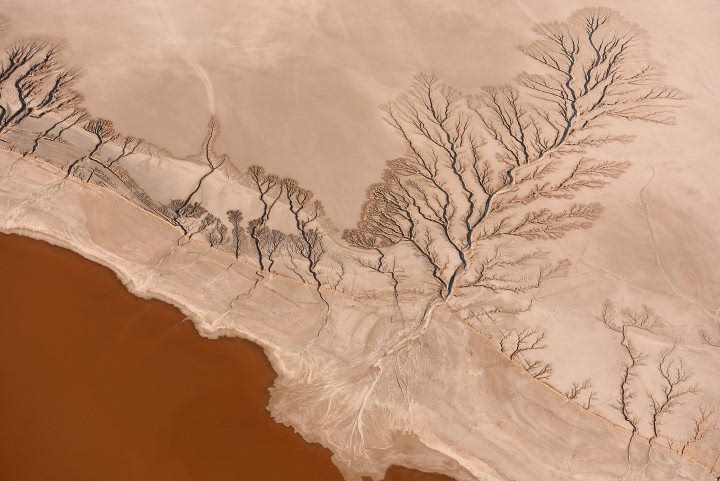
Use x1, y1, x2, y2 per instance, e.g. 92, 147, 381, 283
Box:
0, 230, 458, 481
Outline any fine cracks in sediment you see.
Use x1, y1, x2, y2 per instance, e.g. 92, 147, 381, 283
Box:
65, 119, 119, 180
597, 300, 654, 464
0, 115, 73, 184
25, 109, 85, 160
50, 110, 89, 142
348, 296, 441, 454
248, 166, 282, 272
282, 179, 333, 346
375, 248, 403, 319
85, 135, 144, 186
197, 258, 237, 299
345, 244, 550, 453
638, 164, 718, 323
344, 238, 404, 320
139, 233, 189, 290
646, 345, 700, 460
4, 175, 67, 225
310, 288, 332, 342
0, 155, 25, 186
171, 118, 224, 232
211, 274, 263, 327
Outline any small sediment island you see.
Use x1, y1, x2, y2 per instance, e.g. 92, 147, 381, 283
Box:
0, 4, 719, 480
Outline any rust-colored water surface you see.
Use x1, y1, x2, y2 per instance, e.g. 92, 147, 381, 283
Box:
0, 233, 454, 481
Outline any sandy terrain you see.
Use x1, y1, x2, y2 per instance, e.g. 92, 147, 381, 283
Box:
2, 0, 716, 226
1, 3, 719, 480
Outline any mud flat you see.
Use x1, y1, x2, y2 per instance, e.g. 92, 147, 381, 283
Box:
0, 233, 453, 481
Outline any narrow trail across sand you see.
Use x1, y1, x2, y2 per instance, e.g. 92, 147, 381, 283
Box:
152, 0, 216, 115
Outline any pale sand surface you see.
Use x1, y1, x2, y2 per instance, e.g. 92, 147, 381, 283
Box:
3, 0, 717, 226
1, 2, 719, 480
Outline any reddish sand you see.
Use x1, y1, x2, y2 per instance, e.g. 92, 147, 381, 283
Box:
0, 233, 454, 481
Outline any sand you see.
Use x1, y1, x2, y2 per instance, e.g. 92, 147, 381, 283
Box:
2, 0, 716, 226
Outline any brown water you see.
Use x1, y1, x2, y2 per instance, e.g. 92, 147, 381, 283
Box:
0, 233, 454, 481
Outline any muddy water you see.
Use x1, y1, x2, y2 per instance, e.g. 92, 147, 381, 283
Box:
0, 233, 454, 481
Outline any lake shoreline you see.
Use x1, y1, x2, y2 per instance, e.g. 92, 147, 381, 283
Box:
3, 141, 710, 480
0, 232, 454, 481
